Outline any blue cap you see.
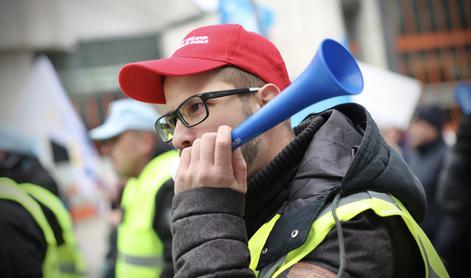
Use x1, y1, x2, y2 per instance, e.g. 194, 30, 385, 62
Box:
89, 99, 159, 140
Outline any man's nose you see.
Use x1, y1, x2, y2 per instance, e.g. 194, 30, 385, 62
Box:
172, 120, 194, 150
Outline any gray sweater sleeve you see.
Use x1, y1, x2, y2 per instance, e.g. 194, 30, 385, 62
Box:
172, 187, 255, 278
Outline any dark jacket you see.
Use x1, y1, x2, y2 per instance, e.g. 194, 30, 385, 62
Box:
171, 104, 426, 277
435, 115, 471, 278
0, 199, 47, 277
0, 153, 63, 277
0, 153, 60, 196
436, 115, 471, 216
406, 135, 448, 241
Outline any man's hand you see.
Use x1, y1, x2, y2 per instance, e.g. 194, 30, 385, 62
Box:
175, 125, 247, 194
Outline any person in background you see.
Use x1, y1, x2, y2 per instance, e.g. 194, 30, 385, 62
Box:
102, 179, 126, 278
406, 105, 449, 242
381, 126, 409, 158
89, 99, 177, 278
435, 83, 471, 278
118, 24, 448, 277
0, 128, 85, 277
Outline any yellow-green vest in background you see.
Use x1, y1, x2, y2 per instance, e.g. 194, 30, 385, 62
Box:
116, 150, 179, 278
248, 191, 449, 278
22, 183, 86, 277
0, 177, 60, 278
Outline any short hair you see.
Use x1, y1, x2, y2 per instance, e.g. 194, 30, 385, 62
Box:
215, 66, 292, 129
216, 66, 267, 89
214, 66, 266, 108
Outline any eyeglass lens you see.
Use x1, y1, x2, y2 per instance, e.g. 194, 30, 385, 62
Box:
156, 95, 208, 142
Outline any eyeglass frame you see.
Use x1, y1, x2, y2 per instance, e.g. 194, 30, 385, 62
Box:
155, 87, 260, 143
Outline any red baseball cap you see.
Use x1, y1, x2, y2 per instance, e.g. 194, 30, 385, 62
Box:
119, 24, 291, 104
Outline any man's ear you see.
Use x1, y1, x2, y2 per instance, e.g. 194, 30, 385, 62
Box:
256, 83, 281, 107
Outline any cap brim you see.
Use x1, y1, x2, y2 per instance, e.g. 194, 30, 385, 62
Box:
119, 57, 228, 104
89, 122, 125, 141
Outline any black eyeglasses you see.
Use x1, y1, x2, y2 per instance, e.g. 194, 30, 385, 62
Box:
155, 87, 260, 143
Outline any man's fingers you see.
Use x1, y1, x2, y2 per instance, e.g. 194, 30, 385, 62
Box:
175, 147, 191, 193
178, 147, 191, 172
175, 126, 247, 194
200, 132, 217, 166
214, 125, 233, 167
190, 139, 201, 168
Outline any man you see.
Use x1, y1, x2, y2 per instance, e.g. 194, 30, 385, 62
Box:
89, 99, 177, 278
406, 105, 448, 242
0, 177, 59, 278
119, 24, 448, 277
0, 129, 85, 277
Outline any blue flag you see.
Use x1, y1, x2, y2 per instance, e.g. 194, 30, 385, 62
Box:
219, 0, 274, 37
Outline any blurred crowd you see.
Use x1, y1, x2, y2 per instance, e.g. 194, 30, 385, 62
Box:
381, 83, 471, 278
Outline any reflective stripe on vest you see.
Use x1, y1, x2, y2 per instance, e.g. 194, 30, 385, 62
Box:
119, 252, 165, 267
0, 177, 60, 277
22, 183, 86, 277
248, 191, 449, 278
116, 150, 179, 278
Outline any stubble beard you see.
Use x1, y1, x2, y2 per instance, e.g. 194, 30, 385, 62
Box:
240, 100, 261, 176
241, 136, 261, 175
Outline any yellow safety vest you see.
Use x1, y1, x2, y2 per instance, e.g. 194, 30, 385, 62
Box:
0, 177, 60, 277
116, 150, 179, 278
248, 191, 449, 278
22, 183, 86, 277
